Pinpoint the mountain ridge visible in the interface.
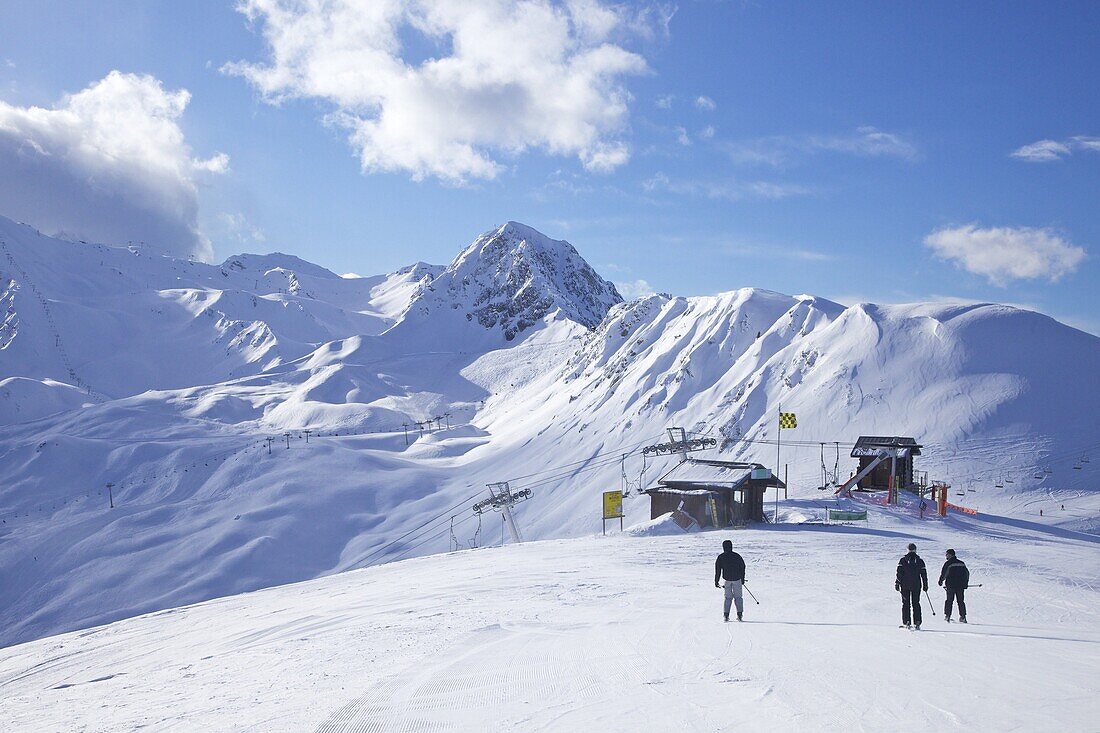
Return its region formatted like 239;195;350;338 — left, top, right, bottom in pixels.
1;211;1098;648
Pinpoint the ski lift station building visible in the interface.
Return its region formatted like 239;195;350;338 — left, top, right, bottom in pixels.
641;459;785;526
851;436;922;491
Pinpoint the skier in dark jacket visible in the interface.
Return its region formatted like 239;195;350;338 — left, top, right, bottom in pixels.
938;549;969;623
895;542;928;629
714;540;746;622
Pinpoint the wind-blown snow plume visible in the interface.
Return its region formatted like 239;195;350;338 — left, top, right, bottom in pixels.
226;0;661;182
0;71;227;260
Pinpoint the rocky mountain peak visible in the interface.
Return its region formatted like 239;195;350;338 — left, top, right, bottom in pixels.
403;221;622;340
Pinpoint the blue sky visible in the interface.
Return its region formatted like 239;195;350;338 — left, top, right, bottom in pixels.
1;1;1097;332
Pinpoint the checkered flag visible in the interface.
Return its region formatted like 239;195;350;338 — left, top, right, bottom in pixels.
779;412;797;429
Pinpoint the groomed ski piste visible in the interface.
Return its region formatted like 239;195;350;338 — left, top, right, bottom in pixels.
1;493;1098;731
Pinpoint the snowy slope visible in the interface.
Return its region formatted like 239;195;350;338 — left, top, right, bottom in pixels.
0;216;437;402
1;213;1098;649
553;292;1100;492
1;502;1098;732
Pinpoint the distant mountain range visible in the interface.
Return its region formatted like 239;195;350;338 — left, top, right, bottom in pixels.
1;213;1097;646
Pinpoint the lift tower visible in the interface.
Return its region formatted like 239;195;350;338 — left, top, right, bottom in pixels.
473;482;533;544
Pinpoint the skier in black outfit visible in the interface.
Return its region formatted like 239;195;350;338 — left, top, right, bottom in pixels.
938;549;969;622
895;542;928;629
714;540;746;622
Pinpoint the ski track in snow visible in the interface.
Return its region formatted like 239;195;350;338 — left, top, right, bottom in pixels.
1;506;1097;732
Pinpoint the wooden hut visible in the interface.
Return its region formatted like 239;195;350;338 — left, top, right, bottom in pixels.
641;459;784;526
850;436;922;491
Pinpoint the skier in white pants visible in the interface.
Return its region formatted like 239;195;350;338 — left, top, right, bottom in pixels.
714;539;747;622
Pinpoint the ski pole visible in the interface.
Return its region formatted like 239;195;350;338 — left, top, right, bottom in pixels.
743;582;760;605
923;589;937;616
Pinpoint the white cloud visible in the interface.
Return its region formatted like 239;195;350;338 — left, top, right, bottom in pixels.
655;94;674;109
721;242;833;262
823;126;916;158
923;224;1087;286
724;126;917;166
1010;139;1071;162
643;172;812;201
0;71;226;259
699;125;715;139
694;95;716;111
1073;136;1100;153
1011;136;1100;162
195;153;231;174
227;0;663;183
674;125;691;146
579;141;631;173
218;212;266;244
615;278;655;299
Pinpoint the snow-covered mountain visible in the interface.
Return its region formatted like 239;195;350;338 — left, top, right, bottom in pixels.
1;213;1098;647
0;217;443;409
388;221;621;345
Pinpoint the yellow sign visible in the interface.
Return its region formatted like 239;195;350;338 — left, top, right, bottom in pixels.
779;412;797;429
602;490;623;519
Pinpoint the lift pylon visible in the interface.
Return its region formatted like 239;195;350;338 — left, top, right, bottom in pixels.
473;482;533;544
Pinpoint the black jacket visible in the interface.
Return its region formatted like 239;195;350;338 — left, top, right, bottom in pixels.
896;552;928;591
715;551;746;585
938;558;969;589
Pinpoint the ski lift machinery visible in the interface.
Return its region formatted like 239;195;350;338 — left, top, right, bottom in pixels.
818;442;842;490
472;482;532;544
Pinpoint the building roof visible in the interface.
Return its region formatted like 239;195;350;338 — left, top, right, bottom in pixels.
646;458;785;491
851;436;922;458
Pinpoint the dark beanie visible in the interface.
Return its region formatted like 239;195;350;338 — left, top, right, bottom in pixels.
722;540;733;551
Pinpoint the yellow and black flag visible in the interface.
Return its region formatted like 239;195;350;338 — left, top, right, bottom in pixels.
779;412;798;429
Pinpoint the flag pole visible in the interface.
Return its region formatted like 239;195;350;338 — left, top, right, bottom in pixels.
775;403;781;523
